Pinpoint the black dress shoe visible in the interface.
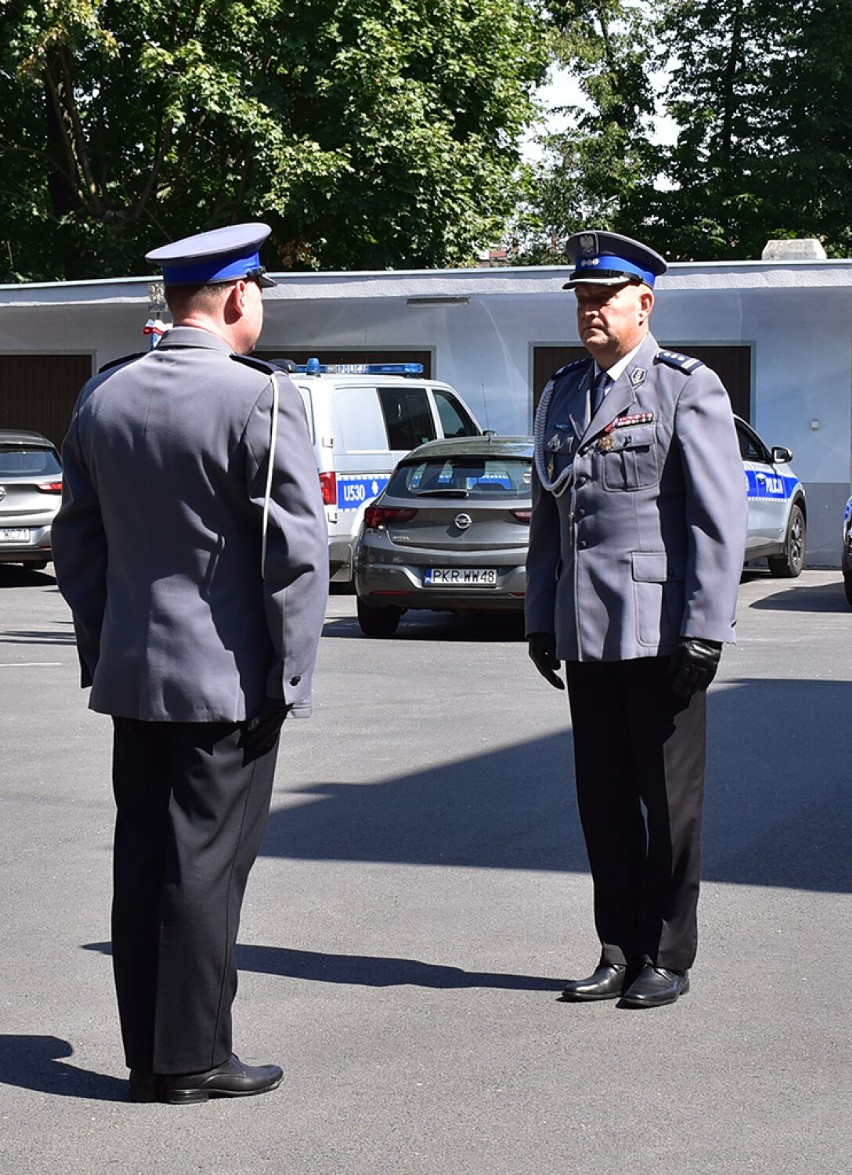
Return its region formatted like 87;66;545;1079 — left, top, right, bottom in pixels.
560;963;627;1002
129;1071;160;1103
159;1054;284;1105
620;965;689;1008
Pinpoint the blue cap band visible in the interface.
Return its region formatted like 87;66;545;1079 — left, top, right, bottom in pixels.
160;249;263;286
573;253;657;287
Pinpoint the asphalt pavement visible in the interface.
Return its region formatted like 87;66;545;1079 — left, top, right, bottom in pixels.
0;566;850;1174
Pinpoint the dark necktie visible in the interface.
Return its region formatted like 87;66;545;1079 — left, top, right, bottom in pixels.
592;370;612;416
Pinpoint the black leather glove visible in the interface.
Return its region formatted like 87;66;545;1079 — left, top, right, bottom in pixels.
669;638;722;698
244;698;291;755
528;632;565;690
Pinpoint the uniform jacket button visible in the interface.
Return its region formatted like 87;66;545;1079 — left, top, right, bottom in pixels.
289;675;302;686
578;540;587;549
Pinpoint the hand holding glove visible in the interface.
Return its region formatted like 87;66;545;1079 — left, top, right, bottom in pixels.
669;638;722;699
244;697;291;756
528;632;565;690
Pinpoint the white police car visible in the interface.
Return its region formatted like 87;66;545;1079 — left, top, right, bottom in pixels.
842;495;852;605
269;359;483;581
736;416;806;577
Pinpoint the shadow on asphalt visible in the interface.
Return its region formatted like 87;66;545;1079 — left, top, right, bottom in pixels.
0;1034;126;1101
260;679;852;894
82;942;564;991
322;610;526;642
0;623;76;645
745;578;847;613
0;565;57;588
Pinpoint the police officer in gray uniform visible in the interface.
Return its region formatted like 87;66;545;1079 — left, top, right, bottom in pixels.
526;230;747;1008
53;224;329;1100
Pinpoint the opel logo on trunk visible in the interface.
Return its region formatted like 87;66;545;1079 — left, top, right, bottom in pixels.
453;512;472;530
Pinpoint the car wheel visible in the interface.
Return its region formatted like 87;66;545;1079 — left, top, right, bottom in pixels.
767;503;805;578
356;598;402;637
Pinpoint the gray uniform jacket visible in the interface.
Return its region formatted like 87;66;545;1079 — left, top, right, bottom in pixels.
525;332;747;662
53;326;329;722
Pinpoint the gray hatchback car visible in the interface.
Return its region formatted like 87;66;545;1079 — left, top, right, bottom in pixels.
0;430;63;570
354;436;532;636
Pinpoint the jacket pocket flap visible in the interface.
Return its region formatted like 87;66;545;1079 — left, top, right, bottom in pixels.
632;551;668;583
610;422;656;451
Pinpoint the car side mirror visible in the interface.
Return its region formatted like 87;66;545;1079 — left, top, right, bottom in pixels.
771;446;793;464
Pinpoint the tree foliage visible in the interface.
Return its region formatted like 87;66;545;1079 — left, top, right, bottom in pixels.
520;0;852;263
0;0;549;280
511;1;659;263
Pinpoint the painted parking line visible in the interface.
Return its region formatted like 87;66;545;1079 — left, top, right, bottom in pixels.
0;662;63;667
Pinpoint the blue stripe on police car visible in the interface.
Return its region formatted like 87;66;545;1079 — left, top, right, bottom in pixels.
744;468;798;501
337;474;390;511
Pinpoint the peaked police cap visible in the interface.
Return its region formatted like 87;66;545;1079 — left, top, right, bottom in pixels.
564;230;667;289
146;223;276;287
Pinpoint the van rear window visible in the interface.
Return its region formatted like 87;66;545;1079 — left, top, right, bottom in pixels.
378;387;436;451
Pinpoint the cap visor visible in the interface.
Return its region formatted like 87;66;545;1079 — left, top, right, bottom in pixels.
563;274;633;289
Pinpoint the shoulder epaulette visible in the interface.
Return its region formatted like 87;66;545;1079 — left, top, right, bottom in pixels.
656;349;704;374
553;355;593;380
97;352;146;374
230;353;278;375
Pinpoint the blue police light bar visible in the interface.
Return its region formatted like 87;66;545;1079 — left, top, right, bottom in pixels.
294;358;424;376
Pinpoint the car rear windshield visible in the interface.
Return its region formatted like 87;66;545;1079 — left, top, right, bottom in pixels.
388;455;532;499
0;445;62;477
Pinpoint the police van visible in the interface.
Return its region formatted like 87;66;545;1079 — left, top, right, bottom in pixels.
272;359;483;581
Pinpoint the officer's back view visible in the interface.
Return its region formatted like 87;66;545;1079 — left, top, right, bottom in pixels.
53;224;329;1103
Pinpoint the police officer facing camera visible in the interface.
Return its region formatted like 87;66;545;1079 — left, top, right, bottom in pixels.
526;230;747;1008
53;224;328;1101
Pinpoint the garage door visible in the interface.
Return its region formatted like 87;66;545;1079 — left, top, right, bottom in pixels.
0;354;93;447
533;345;751;420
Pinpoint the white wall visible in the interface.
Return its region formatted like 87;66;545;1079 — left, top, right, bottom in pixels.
2;261;851;564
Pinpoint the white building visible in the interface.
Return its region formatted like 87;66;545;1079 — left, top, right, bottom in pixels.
1;256;849;565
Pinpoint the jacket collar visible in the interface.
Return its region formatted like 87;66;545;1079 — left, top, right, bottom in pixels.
583;332;658;439
156;325;234;353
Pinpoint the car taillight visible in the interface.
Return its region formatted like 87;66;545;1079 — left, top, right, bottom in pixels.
36;481;63;494
319;471;336;506
511;508;532;522
363;505;417;529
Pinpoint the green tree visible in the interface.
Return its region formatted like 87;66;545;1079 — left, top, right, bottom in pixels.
636;0;787;259
511;0;658;263
636;0;852;260
0;0;549;281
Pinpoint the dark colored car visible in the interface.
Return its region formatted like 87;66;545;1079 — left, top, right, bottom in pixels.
0;430;63;570
354;436;532;636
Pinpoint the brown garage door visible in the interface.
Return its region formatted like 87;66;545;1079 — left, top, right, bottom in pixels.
533;345;751;420
0;354;93;447
256;348;433;377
